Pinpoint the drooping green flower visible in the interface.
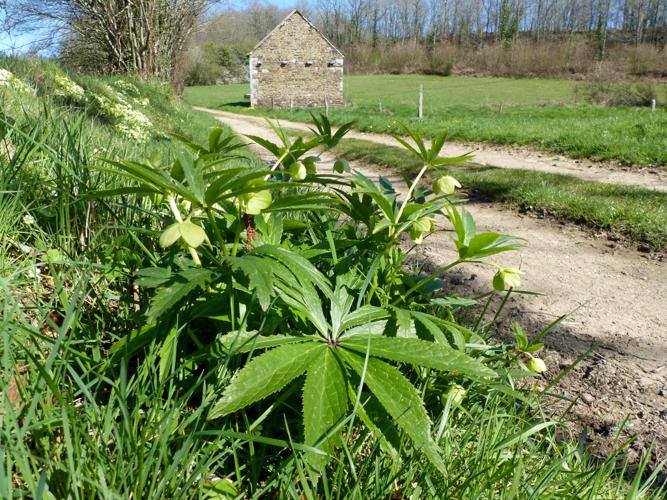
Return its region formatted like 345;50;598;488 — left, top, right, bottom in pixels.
492;268;521;291
333;159;350;174
432;175;461;195
288;161;307;181
237;183;273;215
526;357;547;374
159;221;208;249
409;217;436;244
447;384;467;406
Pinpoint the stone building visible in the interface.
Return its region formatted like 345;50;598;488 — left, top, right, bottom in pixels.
248;10;344;109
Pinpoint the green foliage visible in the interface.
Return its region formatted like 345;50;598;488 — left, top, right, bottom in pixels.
331;137;667;250
3;58;665;497
88;116;526;475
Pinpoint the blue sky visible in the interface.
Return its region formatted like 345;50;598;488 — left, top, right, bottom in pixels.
0;0;303;54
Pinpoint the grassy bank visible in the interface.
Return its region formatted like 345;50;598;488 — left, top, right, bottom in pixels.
184;75;667;166
332;138;667;250
2;58;665;497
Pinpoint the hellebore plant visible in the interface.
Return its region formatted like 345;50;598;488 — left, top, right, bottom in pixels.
93;115;526;476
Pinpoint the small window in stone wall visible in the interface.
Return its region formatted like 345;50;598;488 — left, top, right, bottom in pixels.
280;60;289;67
305;61;313;67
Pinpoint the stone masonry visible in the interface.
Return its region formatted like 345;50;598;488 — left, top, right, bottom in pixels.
249;11;344;109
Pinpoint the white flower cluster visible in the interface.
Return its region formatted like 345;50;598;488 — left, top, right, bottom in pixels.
54;74;85;101
0;68;35;95
113;80;140;96
90;90;153;142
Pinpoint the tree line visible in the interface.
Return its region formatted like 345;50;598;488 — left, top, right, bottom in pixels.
313;0;665;48
2;0;665;86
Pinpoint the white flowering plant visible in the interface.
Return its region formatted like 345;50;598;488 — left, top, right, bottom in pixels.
0;68;35;95
89;90;153;141
53;74;86;102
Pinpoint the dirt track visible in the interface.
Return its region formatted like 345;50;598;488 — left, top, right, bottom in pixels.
195;107;667;193
203;108;667;465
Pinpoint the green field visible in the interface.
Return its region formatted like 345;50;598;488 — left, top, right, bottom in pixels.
184;75;667;166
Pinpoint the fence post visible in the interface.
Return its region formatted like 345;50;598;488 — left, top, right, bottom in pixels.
325;95;329;116
378;98;383;114
290;96;294;111
651;99;656;112
418;84;424;120
272;96;275;110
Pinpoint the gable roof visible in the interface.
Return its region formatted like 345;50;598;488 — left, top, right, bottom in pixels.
250;10;344;57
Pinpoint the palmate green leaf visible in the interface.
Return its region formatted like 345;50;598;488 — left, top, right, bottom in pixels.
349;387;401;460
244;134;283;157
410;310;448;343
350;172;396;220
226;255;273;311
208;342;323;420
340;350;446;475
135;267;172;288
216;331;312;354
146;269;213;323
254;246;333;298
432;152;475;165
341;337;497;379
303;347;349;470
448;206;477;249
179;152;205;204
339;305;388;334
389;306;417;338
463;232;525;259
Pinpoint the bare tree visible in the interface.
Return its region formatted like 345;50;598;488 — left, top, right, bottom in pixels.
4;0;215;85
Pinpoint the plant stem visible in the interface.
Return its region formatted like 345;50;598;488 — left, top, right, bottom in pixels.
206;208;228;257
393;258;462;306
395;163;428;223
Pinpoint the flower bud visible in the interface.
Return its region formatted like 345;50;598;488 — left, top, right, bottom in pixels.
288;161;307;181
448;384;466;406
333;159;350;174
526;357;547;374
432;175;461;195
409;217;436;244
492;268;521;291
238;188;272;215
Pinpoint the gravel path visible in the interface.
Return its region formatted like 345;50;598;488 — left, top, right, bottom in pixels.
204;108;667;465
196;107;667;193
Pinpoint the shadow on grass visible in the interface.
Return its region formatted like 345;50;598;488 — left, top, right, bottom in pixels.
223;101;250;108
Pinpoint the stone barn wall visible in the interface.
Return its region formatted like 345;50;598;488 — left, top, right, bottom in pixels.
249;12;344;109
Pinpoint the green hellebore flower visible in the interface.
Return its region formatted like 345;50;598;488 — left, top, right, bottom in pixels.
432;175;461;195
447;384;467;406
409;217;436;244
159;221;208;249
526;357;547;374
493;268;521;291
333;159;350;174
238;188;273;215
288;161;307;181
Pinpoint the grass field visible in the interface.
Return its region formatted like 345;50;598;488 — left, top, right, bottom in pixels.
184;75;667;166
